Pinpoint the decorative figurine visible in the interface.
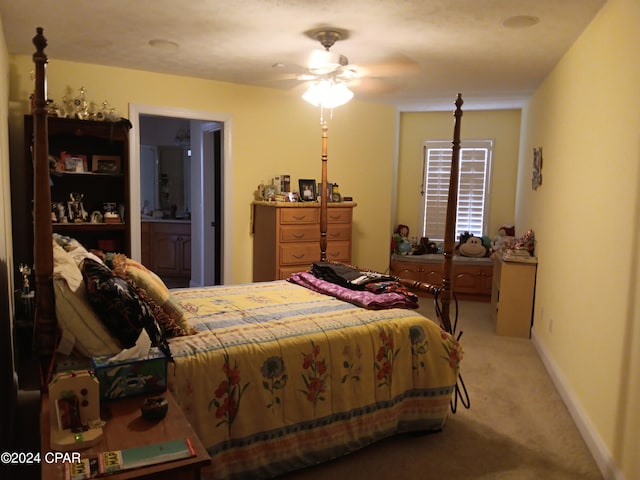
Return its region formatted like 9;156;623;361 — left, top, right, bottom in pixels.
69;193;87;222
19;263;31;295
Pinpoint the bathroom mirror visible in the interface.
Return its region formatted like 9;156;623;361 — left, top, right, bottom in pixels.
140;145;191;218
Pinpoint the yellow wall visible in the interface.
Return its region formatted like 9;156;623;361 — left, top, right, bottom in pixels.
397;109;521;240
7;55;396;283
517;0;640;477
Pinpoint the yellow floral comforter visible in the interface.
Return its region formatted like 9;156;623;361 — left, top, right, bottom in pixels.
167;280;462;479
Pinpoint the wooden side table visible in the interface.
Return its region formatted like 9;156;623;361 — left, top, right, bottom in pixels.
41;390;210;479
491;254;538;337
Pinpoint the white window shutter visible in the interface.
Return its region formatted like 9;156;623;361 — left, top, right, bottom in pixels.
420;140;492;242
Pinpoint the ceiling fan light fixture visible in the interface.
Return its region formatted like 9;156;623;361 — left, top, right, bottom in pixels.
308;49;348;74
302;79;353;109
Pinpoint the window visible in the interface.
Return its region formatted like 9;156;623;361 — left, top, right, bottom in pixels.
419;139;493;242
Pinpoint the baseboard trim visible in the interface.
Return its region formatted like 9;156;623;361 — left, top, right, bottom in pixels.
531;329;625;480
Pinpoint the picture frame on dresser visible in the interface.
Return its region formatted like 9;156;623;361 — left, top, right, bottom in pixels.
61;152;88;173
92;155;121;173
298;179;316;201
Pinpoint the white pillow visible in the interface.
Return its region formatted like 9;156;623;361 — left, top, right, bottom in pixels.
53;233;104;267
52;242;121;357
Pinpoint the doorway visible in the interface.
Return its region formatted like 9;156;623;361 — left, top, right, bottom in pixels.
128;104;233;286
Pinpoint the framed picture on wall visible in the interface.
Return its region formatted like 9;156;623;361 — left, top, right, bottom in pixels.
298;179;316;202
532;147;542;190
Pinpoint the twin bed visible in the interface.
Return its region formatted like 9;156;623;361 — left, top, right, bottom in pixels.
30;28;465;479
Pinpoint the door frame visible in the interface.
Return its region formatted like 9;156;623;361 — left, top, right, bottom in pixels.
128;103;233;284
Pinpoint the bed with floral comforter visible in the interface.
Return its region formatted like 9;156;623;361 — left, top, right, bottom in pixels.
166;280;462;479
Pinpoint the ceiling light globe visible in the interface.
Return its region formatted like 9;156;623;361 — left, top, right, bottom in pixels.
302;80;353;109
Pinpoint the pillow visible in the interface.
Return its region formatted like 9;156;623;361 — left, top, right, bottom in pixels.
81;258;172;360
53;233;104;267
52;242;121;357
107;253;195;337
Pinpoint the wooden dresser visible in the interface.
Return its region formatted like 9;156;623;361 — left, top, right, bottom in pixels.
389;253;493;302
252;201;356;281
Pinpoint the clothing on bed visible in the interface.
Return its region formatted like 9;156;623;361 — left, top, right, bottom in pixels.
310;261;396;288
288;271;419;309
307;261;419;306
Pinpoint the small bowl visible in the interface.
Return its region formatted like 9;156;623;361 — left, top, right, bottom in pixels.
140;396;168;421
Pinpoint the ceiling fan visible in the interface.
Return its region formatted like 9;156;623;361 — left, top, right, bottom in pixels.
278;27;418;108
293;29;359;108
298;29;359;83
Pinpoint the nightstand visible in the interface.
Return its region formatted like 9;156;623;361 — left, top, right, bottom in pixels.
491;254;538;337
41;390;210;479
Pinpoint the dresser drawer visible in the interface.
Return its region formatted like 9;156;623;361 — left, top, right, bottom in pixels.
280;243;319;265
280;224;320;242
278;265;312;280
327;208;352;223
279;240;351;265
281;224;350;243
324;241;351;262
327;223;352;241
280;208;319;224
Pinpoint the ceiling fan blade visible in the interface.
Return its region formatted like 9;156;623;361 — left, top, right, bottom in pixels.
356;54;421;78
307;48;349;74
349;77;399;95
297;73;319;81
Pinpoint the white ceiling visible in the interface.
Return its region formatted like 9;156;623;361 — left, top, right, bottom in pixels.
0;0;606;111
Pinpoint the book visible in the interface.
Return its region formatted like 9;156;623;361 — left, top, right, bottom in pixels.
65;437;197;479
66;457;99;480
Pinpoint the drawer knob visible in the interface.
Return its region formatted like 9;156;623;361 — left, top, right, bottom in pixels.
293;233;305;239
293;215;307;221
292;253;306;259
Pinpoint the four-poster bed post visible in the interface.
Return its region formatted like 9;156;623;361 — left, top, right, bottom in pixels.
319;121;329;261
440;93;464;334
316;94;463;334
32;28;57;388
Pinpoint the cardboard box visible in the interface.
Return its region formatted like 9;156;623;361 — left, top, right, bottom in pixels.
92;348;167;400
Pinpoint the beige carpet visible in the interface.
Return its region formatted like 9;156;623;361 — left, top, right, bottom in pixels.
281;300;603;480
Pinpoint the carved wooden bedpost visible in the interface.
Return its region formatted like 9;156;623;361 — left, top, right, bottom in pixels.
440;94;464;334
319;121;328;261
32;27;56;388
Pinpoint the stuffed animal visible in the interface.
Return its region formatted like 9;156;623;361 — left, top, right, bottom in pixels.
391;224;412;255
412;237;438;255
457;234;489;258
491;225;515;252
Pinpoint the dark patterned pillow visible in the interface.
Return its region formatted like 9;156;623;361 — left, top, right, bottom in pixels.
81;258;172;360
